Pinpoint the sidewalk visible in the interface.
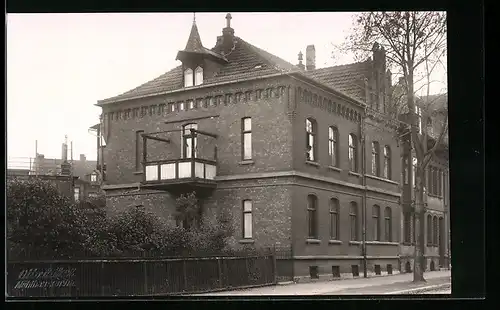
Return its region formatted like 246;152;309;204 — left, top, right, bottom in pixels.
191;270;451;296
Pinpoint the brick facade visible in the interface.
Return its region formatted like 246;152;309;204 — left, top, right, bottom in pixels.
96;15;449;279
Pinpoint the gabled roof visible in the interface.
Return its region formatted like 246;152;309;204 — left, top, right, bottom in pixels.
97;29;366;106
303;61;372;102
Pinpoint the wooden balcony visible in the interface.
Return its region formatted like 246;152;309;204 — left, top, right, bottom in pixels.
140;128;218;193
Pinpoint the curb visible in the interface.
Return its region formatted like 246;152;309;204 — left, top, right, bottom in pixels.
385;283;451;295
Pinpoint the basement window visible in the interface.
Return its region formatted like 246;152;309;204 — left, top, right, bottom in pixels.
351;265;359;277
374;264;381;275
332;266;340;278
387;264;393;275
309;266;319;279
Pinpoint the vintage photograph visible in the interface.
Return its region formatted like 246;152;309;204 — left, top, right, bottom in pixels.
6;12;449;297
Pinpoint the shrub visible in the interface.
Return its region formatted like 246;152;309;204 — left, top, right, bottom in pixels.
7;178;89;259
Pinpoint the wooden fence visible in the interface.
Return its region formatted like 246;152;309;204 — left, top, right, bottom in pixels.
7;253;276;297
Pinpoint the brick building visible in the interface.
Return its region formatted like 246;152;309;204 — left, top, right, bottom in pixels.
94;14;426;280
399;93;450;272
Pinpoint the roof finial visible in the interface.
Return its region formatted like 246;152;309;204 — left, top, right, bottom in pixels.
193;12;196;24
226;13;232;28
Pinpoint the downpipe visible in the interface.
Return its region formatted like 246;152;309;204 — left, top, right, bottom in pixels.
361;115;368;278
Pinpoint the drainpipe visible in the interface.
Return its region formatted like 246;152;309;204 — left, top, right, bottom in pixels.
361;112;368;278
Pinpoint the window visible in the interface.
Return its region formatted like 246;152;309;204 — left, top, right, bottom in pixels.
383;146;391;179
403;156;409;184
306;118;317;161
372;205;380;241
170;103;175;112
427;166;433;193
433;216;438;246
371;142;380;176
329;198;339;240
412;157;417;187
74;187;80;202
307;195;318;239
182;123;198;159
349;202;358;241
194;66;203;86
415;105;422;134
90;173;97;183
438;169;442;196
384;207;392;242
179;102;185;111
427;214;433;246
184;68;193;87
349;134;358;172
188;100;194;110
243;200;253;239
242;117;252;160
328;126;339;167
403;212;411;244
136;130;144;171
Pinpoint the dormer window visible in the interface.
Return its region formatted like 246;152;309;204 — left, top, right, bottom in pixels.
90;172;97;183
184;68;194;87
195;66;203;86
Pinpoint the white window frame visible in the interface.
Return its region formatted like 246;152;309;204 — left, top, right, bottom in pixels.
242;117;252;160
194;66;203;86
184;68;193;87
243;200;253;239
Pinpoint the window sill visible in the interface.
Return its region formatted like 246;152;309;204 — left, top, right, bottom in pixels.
349;241;361;245
328;240;343;245
348;171;361;177
133;171;144;175
365;174;399;185
365;241;399;246
306;239;321;244
239;239;255;244
328;166;341;172
305;161;320;167
239;160;255;166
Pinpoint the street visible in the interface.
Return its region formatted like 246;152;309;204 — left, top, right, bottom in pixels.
191;270;451;296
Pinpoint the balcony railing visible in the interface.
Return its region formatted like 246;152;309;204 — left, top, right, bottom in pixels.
143;158;217;184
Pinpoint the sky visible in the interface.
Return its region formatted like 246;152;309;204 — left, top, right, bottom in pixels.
6;12;447;166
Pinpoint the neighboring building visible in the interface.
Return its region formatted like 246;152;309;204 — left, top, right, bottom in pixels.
94;14;409;280
399;93;450;272
7;173;78;201
31;142;100;202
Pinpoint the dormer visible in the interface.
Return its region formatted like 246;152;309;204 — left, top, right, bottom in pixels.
176;14;228;88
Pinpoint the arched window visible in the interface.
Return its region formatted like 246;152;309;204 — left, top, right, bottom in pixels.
307;195;318;239
306;118;317;162
427;214;433;246
371;141;380;176
182;123;198;159
372;205;380;241
194;66;203;86
433;216;438;246
384;207;392;242
328;126;339;167
329;198;339;240
383;146;391;179
184;68;193;87
349;202;358;241
349;134;358;172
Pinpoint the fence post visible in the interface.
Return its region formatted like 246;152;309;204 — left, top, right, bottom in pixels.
272;246;278;284
183;260;188;291
143;260;148;295
101;262;105;296
217;258;223;288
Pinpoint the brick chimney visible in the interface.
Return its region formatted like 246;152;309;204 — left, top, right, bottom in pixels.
306;45;316;71
297;51;305;70
80;154;86;161
220;13;235;55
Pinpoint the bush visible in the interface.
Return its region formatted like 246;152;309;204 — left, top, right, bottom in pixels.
7;178;89;259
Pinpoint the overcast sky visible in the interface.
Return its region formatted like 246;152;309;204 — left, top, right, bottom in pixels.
7;12;447;165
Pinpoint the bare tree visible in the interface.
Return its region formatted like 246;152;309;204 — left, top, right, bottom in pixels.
337;11;447;282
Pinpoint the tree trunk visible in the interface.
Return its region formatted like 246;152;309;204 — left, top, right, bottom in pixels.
413;165;426;282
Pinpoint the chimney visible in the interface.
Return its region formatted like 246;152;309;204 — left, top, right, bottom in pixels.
80;154;86;162
60;161;71;176
297;51;305;70
61;143;68;161
306;45;316;71
221;13;235;55
372;42;386;71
